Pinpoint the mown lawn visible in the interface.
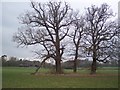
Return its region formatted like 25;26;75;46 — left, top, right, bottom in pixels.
2;67;119;88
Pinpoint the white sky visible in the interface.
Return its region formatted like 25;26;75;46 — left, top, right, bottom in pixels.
0;0;119;60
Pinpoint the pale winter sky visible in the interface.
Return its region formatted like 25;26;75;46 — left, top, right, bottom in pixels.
0;0;119;60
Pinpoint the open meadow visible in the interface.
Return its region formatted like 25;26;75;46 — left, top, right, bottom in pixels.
2;67;119;88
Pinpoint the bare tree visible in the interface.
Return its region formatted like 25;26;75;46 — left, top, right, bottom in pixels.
117;19;120;64
68;13;85;72
84;3;118;74
13;1;73;74
1;55;7;62
108;26;120;64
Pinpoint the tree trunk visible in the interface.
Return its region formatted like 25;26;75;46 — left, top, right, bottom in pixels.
73;48;78;73
91;43;97;74
73;59;77;73
55;60;62;74
90;58;96;74
55;43;62;74
55;31;62;74
91;48;97;74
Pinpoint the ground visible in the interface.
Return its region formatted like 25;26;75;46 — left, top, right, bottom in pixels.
2;67;119;88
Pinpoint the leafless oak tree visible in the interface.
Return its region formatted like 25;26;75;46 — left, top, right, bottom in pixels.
68;12;85;72
84;3;118;74
13;1;73;74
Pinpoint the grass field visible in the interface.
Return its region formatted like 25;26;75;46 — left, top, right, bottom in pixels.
2;67;119;88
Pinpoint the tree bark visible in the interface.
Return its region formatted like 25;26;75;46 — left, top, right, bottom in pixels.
73;47;78;73
55;30;62;74
91;47;97;74
73;59;77;73
90;58;96;74
55;60;62;74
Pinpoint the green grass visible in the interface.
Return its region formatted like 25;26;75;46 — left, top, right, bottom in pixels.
2;67;119;88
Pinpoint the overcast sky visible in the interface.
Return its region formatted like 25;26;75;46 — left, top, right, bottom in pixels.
0;0;119;60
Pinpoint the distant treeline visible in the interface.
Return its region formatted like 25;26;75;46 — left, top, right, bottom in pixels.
0;55;118;68
62;60;118;69
1;56;53;68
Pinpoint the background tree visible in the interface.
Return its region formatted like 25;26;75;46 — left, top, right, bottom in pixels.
104;35;119;65
7;56;18;66
84;3;118;74
68;13;85;72
117;19;120;65
1;55;7;66
13;1;73;74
